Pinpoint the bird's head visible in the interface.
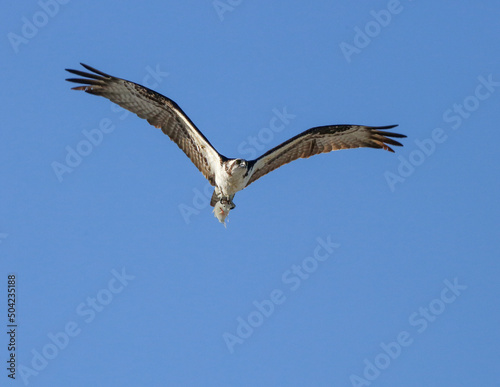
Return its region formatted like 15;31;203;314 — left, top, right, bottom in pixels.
228;159;248;175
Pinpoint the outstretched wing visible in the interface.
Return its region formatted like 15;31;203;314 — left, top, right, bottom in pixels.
245;125;406;186
66;63;222;185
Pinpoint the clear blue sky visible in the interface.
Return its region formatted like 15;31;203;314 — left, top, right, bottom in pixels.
2;1;499;386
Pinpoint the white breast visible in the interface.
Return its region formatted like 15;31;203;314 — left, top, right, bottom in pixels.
214;161;249;197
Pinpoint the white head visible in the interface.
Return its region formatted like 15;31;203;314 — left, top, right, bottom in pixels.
227;159;248;176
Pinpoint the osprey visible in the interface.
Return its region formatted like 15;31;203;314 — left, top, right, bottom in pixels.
66;64;406;225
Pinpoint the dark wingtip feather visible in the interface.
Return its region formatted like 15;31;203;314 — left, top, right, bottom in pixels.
382;131;407;139
376;124;398;130
381;137;404;147
65;64;112;91
374;125;406;136
372;126;406;150
65;64;111;91
65;77;100;84
65;68;104;80
80;63;111;78
369;125;406;152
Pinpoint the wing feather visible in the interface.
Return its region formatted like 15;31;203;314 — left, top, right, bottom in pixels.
66;63;222;185
245;125;406;186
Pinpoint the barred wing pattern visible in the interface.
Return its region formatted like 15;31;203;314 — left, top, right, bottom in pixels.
246;125;405;186
66;63;222;185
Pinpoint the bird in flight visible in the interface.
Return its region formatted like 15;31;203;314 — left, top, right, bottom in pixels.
66;63;406;225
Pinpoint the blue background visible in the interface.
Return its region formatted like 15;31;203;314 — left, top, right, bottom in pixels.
1;1;499;386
